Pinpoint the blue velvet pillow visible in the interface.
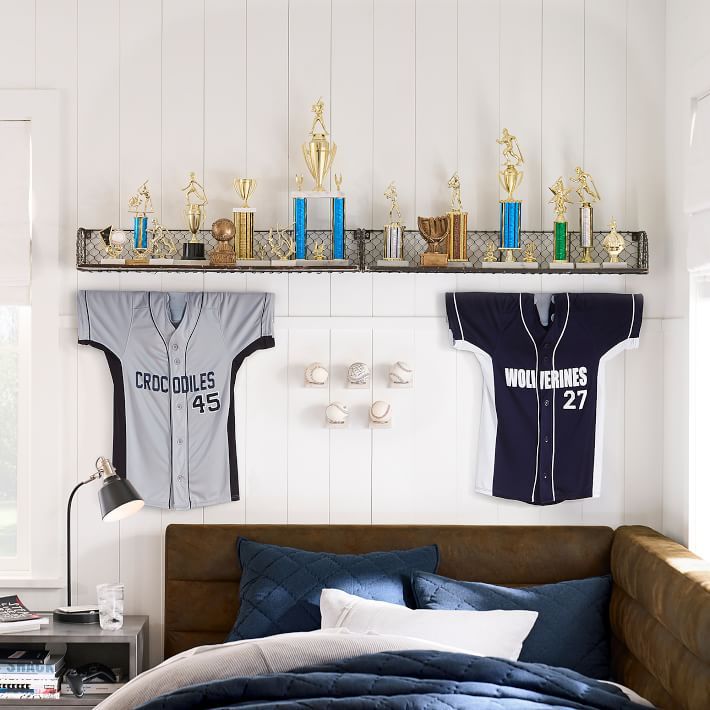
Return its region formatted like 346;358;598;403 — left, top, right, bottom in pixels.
412;571;611;679
227;539;439;642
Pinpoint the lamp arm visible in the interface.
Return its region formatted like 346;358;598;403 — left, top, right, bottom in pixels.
65;473;100;608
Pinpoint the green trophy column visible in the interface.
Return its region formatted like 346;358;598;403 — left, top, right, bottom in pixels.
554;220;569;262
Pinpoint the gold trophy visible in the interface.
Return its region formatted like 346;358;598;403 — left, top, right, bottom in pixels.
302;98;337;191
602;218;626;268
209;218;237;267
417;216;449;267
233;177;256;261
148;219;177;263
380;182;408;266
497;128;524;264
570;166;600;266
549;177;573;267
446;172;468;263
182;172;208;261
126;180;154;266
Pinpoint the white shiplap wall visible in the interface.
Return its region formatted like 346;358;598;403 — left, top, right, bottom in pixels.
4;0;667;666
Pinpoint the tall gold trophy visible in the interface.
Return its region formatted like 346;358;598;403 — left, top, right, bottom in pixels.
379;182;408;266
181;172;208;261
497;128;524;264
302;98;337;191
570;166;600;267
233;177;256;260
446;172;468;263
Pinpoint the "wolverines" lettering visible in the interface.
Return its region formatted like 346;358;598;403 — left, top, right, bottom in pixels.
504;366;587;390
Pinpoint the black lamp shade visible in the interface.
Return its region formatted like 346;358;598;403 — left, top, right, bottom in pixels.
99;475;144;522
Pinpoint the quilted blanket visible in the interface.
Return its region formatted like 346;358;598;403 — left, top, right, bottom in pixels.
136;650;649;709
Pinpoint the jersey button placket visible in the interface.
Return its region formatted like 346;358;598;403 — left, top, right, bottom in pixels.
538;344;554;504
169;338;189;509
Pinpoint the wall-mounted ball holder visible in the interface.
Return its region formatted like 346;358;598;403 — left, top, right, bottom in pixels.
346;362;370;389
325;402;349;429
369;400;392;429
389;361;413;388
305;362;329;388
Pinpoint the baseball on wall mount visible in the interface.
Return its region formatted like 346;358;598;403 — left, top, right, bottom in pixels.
369;400;392;429
305;362;329;388
389;361;414;388
325;401;349;428
346;362;370;389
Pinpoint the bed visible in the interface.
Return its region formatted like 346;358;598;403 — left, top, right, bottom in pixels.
105;524;710;709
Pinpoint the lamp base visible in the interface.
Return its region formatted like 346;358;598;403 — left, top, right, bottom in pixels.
53;607;100;624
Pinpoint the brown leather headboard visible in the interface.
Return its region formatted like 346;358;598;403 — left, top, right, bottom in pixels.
164;524;613;659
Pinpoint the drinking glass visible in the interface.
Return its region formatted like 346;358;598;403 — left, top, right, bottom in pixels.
96;583;124;630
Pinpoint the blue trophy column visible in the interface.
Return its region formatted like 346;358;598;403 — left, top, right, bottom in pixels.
294;197;307;259
332;197;345;260
499;200;521;250
133;215;148;250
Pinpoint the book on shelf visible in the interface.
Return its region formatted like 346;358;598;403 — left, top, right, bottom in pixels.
0;672;62;684
0;596;42;624
0;689;60;700
0;653;65;675
60;681;126;695
0;649;51;664
0;617;49;635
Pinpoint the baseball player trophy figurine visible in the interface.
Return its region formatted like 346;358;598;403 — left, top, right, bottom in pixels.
496;128;524;266
182;172;208;262
446;172;469;265
570;166;601;267
148;219;177;265
548;176;573;268
379;182;409;267
602;217;627;268
126;180;154;266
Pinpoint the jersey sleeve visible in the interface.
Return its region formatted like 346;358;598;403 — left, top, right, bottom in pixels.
585;293;643;354
219;292;275;362
77;290;135;356
445;292;514;355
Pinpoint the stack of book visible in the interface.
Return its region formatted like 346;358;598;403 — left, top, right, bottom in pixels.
0;650;65;701
0;595;49;634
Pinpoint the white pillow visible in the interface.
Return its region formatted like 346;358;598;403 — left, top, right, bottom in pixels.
320;588;538;661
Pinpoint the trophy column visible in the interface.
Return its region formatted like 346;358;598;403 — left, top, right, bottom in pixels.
499;199;522;263
293;195;307;259
547;176;572;269
331;194;345;260
233;208;255;259
446;172;468;265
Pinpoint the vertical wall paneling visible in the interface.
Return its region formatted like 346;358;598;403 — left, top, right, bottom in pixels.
414;0;458;218
372;273;416;316
329;329;372;524
289;273;331;316
372;0;416;228
584;0;627;227
457;0;500;230
162;0;206;229
204;0;247;220
287;328;331;523
499;0;543;229
77;0;120;227
247;273;289;316
246;0;289;229
0;0;34;88
331;0;374;229
119;0;162;229
331;273;373;317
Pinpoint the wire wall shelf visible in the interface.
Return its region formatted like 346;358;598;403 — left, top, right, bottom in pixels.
77;227;648;275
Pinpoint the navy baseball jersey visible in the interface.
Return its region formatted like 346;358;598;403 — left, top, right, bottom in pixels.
78;290;274;510
446;292;643;505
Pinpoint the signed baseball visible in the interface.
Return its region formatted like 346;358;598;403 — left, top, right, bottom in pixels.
347;362;370;386
305;362;329;386
389;361;413;385
110;230;128;247
325;402;350;424
369;400;392;423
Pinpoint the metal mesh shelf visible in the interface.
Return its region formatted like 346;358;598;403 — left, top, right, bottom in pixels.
76;227;647;275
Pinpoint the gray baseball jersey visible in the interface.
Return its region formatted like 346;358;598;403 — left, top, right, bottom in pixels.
77;290;274;510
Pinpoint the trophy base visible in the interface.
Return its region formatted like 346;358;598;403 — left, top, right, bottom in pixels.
377;259;411;268
520;262;539;269
101;258;125;265
483;261;525;269
369;420;392;429
603;261;627;268
446;260;470;268
420;252;448;267
179;259;209;266
326;419;348;429
236;259;271;267
576;261;601;269
270;259;298;267
549;260;572;269
124;257;150;267
183;242;205;260
210;255;237;267
149;258;175;265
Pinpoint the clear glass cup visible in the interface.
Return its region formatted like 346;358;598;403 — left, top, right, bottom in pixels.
96;583;124;630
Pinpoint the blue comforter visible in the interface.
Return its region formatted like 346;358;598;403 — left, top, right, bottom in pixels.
137;650;648;709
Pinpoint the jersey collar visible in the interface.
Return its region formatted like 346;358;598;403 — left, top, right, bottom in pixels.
148;292;204;346
520;293;570;346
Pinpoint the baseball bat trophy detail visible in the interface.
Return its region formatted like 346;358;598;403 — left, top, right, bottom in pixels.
182;172;208;261
496;128;524;266
148;219;177;264
417;216;449;267
209;218;237;267
570;166;600;267
379;182;408;267
446;172;468;264
548;176;573;268
126;180;154;266
99;226;127;264
369;400;392;429
602;218;627;268
233;178;256;263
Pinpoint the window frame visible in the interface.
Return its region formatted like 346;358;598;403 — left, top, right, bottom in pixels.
0;91;60;585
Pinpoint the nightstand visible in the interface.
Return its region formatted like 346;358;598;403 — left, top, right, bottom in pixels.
0;615;147;709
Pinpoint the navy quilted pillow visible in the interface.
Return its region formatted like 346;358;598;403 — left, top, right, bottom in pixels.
413;572;611;679
227;539;439;642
